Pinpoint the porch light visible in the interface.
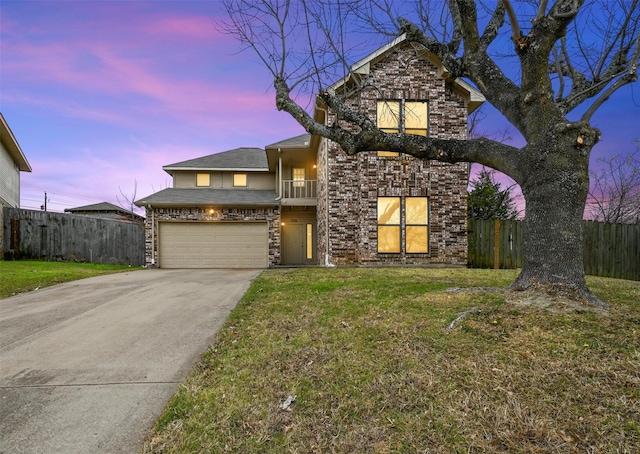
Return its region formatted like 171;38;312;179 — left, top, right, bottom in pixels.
313;164;317;169
281;222;285;226
209;209;215;214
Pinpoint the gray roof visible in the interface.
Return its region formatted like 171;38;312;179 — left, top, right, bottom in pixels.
135;188;278;207
66;202;129;213
265;134;312;149
65;202;144;220
163;147;268;172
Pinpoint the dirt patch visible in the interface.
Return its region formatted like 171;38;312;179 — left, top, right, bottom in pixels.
505;288;610;315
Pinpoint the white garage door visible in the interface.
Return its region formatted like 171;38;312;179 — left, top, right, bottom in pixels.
159;222;268;268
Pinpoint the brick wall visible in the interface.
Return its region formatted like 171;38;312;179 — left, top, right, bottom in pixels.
318;43;470;266
144;206;281;267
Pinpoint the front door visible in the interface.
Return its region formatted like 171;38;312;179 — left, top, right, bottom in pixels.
281;222;315;265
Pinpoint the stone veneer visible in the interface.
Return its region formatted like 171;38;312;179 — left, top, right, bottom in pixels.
317;43;470;266
143;206;280;267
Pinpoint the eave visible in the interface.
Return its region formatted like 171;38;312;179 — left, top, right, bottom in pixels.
0;113;32;172
325;34;485;115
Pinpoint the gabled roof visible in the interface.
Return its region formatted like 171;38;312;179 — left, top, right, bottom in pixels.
65;202;144;221
135;188;278;208
328;34;485;113
265;134;312;150
163;147;268;174
65;202;129;213
0;113;32;172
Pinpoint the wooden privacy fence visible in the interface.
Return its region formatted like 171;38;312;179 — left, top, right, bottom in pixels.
468;219;639;281
2;207;145;266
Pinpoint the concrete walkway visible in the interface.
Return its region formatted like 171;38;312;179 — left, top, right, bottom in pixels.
0;268;261;454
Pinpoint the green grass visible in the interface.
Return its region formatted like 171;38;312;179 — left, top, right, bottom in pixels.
141;268;639;453
0;260;140;298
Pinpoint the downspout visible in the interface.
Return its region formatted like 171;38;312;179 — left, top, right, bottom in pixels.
277;148;282;200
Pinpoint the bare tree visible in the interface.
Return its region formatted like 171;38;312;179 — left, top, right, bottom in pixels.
117;180;141;219
587;142;640;224
222;0;639;306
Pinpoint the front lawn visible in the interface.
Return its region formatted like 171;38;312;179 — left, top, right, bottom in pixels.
0;260;140;298
141;268;639;453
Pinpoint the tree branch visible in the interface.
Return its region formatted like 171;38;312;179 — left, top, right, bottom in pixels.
581;71;638;122
535;0;549;22
479;2;506;50
275;76;523;180
398;17;465;77
501;0;523;42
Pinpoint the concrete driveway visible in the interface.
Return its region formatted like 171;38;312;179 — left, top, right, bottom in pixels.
0;268;261;454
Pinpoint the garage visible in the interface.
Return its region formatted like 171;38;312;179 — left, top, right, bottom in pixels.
159;222;268;268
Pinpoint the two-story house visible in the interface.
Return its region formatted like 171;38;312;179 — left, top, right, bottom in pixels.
135;36;484;268
1;113;32;254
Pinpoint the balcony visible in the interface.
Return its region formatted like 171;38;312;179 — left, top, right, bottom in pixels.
281;180;317;205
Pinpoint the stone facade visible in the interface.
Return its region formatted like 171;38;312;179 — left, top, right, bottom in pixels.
318;43;470;266
143;206;280;267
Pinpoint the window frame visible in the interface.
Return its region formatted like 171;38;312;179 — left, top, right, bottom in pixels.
377;196;401;253
233;173;247;187
405;197;429;254
292;167;305;188
196;173;211;187
376;196;430;255
376;99;429;157
377;100;401;157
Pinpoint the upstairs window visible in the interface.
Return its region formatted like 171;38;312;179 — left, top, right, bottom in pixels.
377;101;400;157
405;102;428;137
233;173;247;187
196;173;210;187
293;167;305;187
376;100;428;157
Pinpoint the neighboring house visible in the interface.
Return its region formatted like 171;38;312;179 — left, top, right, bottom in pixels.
0;113;32;208
1;113;32;255
135;36;484;269
65;202;145;223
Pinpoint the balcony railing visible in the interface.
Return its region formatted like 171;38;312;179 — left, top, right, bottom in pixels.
281;180;317;199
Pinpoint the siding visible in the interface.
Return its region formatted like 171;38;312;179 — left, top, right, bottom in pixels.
0;145;20;208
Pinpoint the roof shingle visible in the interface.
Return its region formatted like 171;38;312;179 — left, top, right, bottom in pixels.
163;147;268;171
135;188;278;207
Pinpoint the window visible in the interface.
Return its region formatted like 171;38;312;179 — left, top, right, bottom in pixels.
405;102;428;137
293;168;305;187
377;197;401;253
377;196;429;254
196;173;210;187
377;101;400;157
377;100;428;157
306;223;313;260
406;197;429;253
233;173;247;187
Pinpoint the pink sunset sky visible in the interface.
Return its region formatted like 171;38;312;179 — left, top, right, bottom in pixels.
1;1;638;215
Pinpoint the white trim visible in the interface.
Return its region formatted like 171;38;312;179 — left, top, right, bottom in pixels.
327;34;485;113
163;166;268;172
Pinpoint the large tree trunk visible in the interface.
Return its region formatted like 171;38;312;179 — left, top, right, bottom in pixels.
509;132;605;306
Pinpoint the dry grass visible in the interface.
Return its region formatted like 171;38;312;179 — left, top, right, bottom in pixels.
140;268;639;453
